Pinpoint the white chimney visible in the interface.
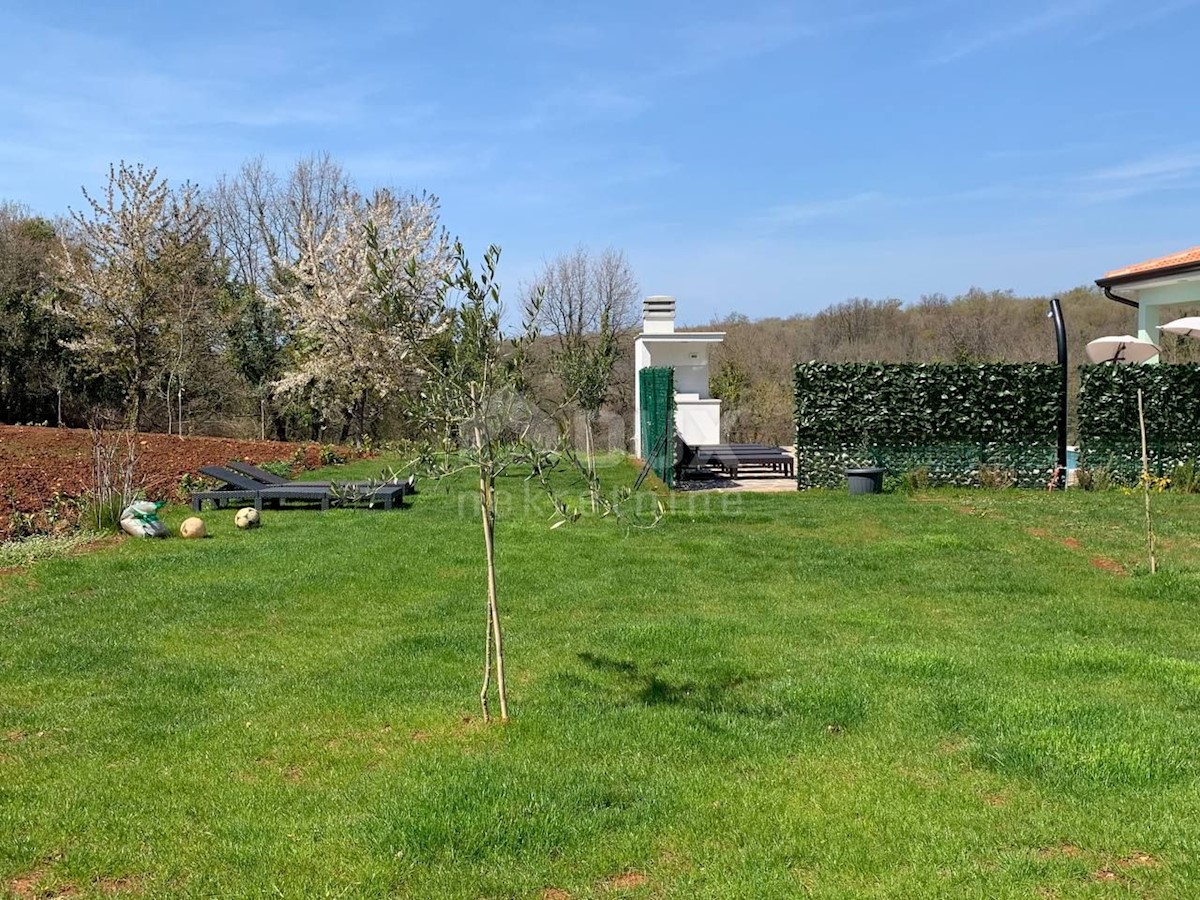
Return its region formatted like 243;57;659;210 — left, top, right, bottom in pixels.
642;295;676;334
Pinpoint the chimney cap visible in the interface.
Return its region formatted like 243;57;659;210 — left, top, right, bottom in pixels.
642;295;676;333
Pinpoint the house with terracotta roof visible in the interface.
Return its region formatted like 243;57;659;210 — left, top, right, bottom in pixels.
1096;246;1200;362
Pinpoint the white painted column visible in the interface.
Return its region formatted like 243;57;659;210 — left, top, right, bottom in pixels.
632;338;650;454
1137;301;1160;364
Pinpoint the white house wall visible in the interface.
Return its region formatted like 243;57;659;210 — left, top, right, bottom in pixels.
676;398;721;446
632;296;725;452
644;342;713;395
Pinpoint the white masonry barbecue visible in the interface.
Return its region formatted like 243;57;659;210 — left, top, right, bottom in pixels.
633;296;725;452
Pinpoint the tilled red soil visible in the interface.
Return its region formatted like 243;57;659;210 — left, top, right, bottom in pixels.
0;425;337;541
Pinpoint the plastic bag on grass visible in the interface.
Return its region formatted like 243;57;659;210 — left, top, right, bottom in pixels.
119;500;168;538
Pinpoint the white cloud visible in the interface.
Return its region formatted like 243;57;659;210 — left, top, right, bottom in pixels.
758;192;891;226
928;0;1106;64
512;84;650;132
1078;0;1200;44
1083;151;1200;183
1072;150;1200;201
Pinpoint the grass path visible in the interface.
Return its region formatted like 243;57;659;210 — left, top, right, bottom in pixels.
4;460;1200;897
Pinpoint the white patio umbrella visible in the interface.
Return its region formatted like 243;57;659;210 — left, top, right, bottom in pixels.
1085;334;1161;364
1159;316;1200;338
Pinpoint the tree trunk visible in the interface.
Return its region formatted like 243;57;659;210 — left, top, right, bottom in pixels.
129;333;145;431
584;412;597;513
357;389;369;443
131;384;145;432
165;374;173;436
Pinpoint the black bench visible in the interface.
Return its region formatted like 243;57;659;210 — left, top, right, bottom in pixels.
191;465;407;511
677;441;795;479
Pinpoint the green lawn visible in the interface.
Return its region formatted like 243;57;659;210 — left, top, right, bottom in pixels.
4;459;1200;898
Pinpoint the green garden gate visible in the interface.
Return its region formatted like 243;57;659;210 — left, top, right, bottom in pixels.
639;366;675;488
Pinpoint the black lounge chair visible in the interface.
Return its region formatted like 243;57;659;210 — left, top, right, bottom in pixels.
199;465;269;491
226;461;330;486
189;487;263;511
697;444;794;478
227;461;418;495
190;466;270;509
191;465;407;511
253;482;407;511
676;440;794;479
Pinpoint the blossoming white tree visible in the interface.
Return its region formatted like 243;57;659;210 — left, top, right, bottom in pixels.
270;189;452;441
55;162;214;429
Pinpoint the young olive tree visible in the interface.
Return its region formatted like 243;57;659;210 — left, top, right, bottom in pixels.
366;235;541;722
367;237;661;722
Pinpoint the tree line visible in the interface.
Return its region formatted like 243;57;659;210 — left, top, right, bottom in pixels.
3;153;1182;449
0;155;640;446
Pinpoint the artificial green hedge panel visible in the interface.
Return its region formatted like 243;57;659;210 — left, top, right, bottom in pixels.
1078;364;1200;483
639;366;676;488
794;363;1060;488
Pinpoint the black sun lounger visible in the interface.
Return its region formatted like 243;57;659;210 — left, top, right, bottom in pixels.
225;465;319;487
676;440;794;479
190;466;268;509
191;465;408;511
189;487;262;511
198;465;268;491
253;482;406;511
226;460;419;495
696;445;794;478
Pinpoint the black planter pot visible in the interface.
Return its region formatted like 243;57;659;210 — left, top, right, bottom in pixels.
846;467;886;495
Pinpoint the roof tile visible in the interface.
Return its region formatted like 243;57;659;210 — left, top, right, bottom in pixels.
1104;245;1200;280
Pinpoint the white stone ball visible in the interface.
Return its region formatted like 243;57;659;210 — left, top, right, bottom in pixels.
180;517;207;539
235;507;261;530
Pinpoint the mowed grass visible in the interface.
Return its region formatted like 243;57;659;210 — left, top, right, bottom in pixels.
5;459;1200;898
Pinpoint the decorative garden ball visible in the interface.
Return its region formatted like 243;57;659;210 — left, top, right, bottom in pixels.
179;516;207;539
235;507;261;530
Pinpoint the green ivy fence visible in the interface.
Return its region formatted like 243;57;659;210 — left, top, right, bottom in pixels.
1078;364;1200;484
794;363;1061;489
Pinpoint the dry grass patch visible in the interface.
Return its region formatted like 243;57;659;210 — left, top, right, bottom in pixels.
599;871;648;892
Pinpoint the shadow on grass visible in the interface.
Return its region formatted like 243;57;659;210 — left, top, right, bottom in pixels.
572;651;871;739
577;651;764;713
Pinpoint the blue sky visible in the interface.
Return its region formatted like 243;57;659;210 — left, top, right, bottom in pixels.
3;0;1199;323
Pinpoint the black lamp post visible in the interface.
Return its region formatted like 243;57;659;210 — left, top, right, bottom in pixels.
1049;298;1068;489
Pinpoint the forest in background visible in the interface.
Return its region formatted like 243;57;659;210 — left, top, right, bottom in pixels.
2;153;1189;448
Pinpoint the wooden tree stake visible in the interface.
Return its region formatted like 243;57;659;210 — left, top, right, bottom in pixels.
1137;388;1157;575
